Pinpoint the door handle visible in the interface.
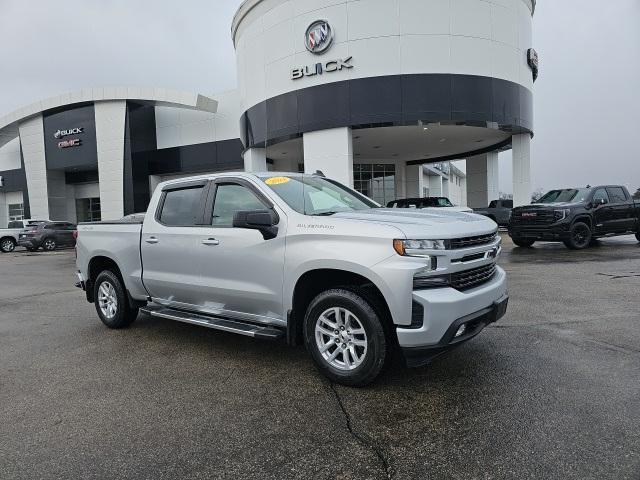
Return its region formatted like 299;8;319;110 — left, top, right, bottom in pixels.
145;237;159;244
202;238;220;246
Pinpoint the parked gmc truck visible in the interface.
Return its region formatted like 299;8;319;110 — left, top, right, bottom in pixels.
76;172;508;386
509;185;640;249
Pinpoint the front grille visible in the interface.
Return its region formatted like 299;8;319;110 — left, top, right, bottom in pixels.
510;210;555;225
448;232;497;249
450;263;497;291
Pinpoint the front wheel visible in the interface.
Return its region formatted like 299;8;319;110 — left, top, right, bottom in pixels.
564;222;592;250
303;288;387;387
42;238;57;251
0;237;16;253
512;238;535;248
93;270;138;329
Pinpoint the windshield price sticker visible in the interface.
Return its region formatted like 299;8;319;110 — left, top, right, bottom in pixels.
265;177;291;186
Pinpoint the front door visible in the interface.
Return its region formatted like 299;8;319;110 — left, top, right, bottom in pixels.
195;179;286;325
592;188;613;233
141;181;210;308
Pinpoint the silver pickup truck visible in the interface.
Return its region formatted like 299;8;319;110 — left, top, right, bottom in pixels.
76;172;508;386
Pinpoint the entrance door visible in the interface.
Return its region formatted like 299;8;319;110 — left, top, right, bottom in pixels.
195;178;286;324
141;181;210;308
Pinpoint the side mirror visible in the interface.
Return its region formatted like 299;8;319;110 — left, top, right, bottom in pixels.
233;209;279;240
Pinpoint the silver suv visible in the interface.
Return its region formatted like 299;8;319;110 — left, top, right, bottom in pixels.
75;173;508;386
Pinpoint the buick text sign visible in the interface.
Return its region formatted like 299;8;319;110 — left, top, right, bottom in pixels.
291;57;353;80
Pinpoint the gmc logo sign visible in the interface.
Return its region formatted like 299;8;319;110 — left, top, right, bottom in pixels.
522;212;537;218
58;138;82;149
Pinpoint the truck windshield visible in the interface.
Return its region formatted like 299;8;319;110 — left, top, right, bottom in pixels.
422;197;454;207
259;175;379;215
537;188;590;204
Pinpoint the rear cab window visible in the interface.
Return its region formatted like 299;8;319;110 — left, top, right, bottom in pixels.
158;185;206;226
606;187;628;203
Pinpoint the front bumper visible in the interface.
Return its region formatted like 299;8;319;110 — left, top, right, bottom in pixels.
396;266;508;366
18;238;40;248
508;223;571;241
402;295;508;367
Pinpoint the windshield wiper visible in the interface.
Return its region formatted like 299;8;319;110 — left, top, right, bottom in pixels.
314;211;339;216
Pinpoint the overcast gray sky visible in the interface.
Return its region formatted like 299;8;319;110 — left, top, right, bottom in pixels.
1;0;638;194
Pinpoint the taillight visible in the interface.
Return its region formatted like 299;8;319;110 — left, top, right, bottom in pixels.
73;230;78;240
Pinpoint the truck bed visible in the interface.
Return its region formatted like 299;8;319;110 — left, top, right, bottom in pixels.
76;222;147;300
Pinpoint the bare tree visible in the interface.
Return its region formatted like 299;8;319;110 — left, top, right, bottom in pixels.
531;188;546;202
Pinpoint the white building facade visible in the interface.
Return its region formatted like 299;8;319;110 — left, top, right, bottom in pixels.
0;0;535;226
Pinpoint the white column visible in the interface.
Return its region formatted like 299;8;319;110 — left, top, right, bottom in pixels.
243;147;267;172
95;100;127;221
303;127;353;187
0;192;7;228
405;165;421;198
512;134;532;207
18;115;49;219
46;169;68;220
465;152;499;208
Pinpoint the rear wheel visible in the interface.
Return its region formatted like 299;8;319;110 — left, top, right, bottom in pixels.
42;238;57;251
512;238;535;248
564;222;592;250
303;288;387;387
93;270;138;329
0;237;16;253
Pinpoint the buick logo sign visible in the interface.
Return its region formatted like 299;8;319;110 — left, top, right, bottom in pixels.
305;20;333;54
54;127;84;139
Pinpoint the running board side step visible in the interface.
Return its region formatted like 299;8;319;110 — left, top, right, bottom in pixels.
140;306;285;340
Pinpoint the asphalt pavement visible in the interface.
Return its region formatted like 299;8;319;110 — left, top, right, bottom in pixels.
0;237;639;479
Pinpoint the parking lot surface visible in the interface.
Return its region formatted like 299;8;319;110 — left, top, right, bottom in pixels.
1;237;639;479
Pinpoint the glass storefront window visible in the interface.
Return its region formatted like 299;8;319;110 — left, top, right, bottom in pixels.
76;198;101;222
8;203;24;221
353;164;396;206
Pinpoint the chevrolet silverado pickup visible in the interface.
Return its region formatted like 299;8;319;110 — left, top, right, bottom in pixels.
75;172;508;386
509;185;640;249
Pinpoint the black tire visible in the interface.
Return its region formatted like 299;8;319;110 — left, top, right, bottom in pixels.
0;237;16;253
303;288;387;387
512;238;535;248
26;246;38;252
564;222;592;250
42;237;57;251
93;270;138;329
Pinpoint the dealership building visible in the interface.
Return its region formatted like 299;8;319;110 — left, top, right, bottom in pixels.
0;0;535;226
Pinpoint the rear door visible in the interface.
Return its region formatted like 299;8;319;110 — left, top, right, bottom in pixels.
141;180;211;308
194;178;287;324
605;187;636;232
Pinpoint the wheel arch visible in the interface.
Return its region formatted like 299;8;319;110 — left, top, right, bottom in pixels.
86;255;143;308
572;215;593;229
288;268;393;346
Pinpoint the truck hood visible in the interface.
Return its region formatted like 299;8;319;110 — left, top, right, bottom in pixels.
332;208;497;238
516;202;582;210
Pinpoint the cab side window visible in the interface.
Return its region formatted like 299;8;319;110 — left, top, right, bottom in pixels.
606;187;627;203
212;184;266;227
159;186;205;226
592;188;609;204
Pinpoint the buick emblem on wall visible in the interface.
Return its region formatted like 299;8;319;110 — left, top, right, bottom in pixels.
527;48;539;82
305;20;333;54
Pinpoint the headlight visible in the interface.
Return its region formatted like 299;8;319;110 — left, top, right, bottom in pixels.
393;239;446;257
554;209;570;221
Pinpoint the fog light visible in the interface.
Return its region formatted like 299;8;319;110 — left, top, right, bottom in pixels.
454;324;466;338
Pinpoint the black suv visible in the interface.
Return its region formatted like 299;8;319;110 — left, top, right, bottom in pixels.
509;185;640;249
18;221;77;251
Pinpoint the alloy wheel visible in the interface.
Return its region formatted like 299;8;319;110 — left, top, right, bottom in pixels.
572;225;590;248
43;239;56;251
97;281;118;319
315;307;368;371
1;239;15;253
